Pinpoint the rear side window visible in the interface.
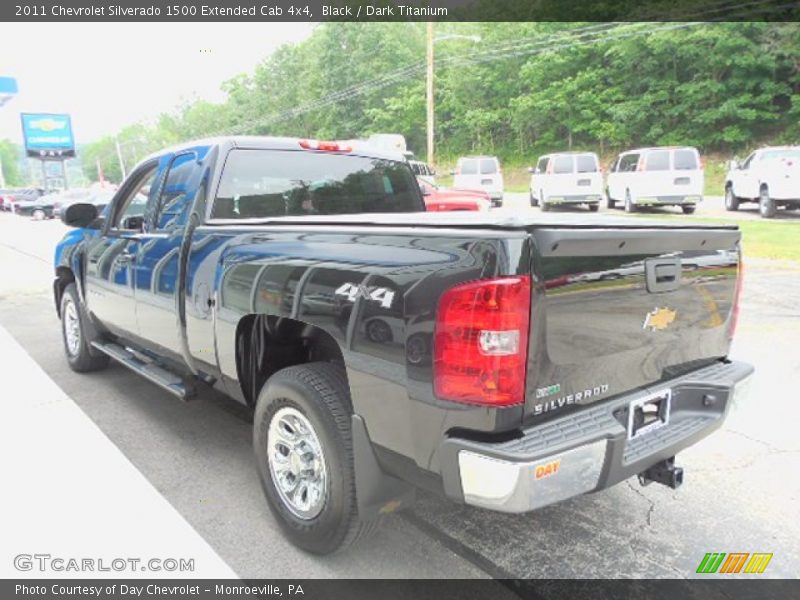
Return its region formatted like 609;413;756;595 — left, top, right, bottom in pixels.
644;150;670;171
673;149;699;170
459;159;478;175
576;154;598;173
212;149;423;219
552;156;574;174
479;158;498;174
619;154;639;172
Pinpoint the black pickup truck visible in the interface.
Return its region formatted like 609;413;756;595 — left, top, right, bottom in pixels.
54;137;753;554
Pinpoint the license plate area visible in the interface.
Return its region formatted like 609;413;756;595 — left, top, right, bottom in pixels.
481;178;493;185
627;389;671;440
674;177;690;185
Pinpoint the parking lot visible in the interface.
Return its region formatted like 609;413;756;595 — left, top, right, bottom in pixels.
0;204;798;579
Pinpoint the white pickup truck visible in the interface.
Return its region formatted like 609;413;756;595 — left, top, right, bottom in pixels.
725;146;800;218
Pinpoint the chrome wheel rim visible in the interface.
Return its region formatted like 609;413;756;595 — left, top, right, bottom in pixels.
63;299;81;356
267;406;327;520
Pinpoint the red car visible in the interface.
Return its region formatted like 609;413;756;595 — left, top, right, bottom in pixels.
418;178;491;212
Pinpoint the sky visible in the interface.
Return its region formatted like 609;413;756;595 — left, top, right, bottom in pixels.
0;22;315;144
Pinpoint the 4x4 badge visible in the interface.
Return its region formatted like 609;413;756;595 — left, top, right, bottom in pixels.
643;307;677;331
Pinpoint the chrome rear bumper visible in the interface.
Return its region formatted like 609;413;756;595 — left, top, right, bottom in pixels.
439;360;754;513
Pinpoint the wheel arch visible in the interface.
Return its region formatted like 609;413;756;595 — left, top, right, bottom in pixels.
234;314;349;408
53;266;76;318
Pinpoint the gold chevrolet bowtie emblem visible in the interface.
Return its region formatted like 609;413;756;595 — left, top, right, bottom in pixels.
643;307;677;331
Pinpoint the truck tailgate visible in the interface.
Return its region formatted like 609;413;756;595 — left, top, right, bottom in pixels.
527;227;741;419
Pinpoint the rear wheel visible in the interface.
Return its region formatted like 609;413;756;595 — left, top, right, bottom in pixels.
681;205;696;215
759;185;776;219
625;189;636;213
60;283;110;372
32;209;46;221
588;204;599;212
529;190;538;207
606;191;615;209
254;362;376;554
725;185;740;211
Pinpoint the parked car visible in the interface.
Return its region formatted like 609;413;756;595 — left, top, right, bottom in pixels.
607;147;704;214
452;156;504;206
49;188;96;218
724;146;800;218
418;178;491;211
408;159;436;183
528;152;603;212
2;187;45;212
54;136;751;555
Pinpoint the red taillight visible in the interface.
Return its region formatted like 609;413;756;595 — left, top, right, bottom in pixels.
299;139;351;152
728;258;744;340
433;276;531;407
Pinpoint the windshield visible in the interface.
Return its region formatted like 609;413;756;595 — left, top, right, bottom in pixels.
212;149;424;218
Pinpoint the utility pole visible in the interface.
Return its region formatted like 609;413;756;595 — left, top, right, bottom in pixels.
426;22;435;166
115;136;126;180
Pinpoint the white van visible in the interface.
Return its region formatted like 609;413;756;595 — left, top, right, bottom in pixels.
452;156;504;206
606;147;704;214
528;152;603;212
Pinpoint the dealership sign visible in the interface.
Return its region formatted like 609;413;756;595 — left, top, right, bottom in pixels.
20;112;76;158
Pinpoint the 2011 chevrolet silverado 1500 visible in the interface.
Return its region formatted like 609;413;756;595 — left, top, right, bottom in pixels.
54;137;753;554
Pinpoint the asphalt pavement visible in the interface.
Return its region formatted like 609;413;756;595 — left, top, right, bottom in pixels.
0;209;798;579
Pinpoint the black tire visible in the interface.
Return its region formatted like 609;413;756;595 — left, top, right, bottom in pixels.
253;362;376;554
682;205;696;215
32;209;46;221
759;185;776;219
725;185;740;211
606;191;615;209
541;201;550;212
588;203;599;212
60;283;110;372
625;189;636;213
529;190;538;207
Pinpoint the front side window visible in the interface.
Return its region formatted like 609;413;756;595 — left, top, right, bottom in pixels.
212;149;423;219
536;157;549;172
112;166;156;231
552;156;574;174
619;154;639;172
153;152;196;231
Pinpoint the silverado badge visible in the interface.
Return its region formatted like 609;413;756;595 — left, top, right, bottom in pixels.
643;307;677;332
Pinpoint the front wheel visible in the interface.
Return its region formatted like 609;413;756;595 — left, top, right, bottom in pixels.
606;191;615;209
759;186;776;219
529;190;538;207
588;203;599;212
681;205;696;215
254;362;376;554
60;283;110;372
725;186;740;211
32;209;46;221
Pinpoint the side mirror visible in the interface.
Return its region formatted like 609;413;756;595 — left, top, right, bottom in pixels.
122;215;145;231
61;202;98;228
527;166;534;174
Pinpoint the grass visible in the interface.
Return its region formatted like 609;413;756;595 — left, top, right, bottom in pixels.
629;213;800;262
